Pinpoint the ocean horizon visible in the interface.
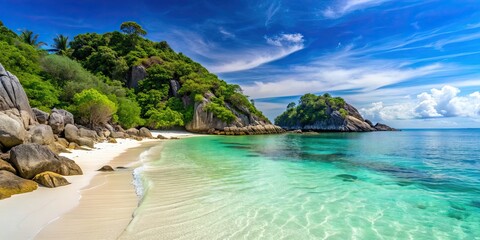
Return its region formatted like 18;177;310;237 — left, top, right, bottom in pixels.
121;129;480;239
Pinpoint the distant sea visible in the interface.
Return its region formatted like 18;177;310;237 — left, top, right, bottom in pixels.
121;129;480;239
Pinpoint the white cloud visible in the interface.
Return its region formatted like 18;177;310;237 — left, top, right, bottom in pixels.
242;62;443;99
322;0;390;19
265;33;304;47
360;86;480;122
210;33;305;73
219;27;235;39
265;0;281;26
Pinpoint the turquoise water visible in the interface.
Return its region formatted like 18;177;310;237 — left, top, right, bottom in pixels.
123;129;480;240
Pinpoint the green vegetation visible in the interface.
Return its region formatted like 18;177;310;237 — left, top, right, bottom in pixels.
71;89;117;127
275;93;348;127
0;21;266;129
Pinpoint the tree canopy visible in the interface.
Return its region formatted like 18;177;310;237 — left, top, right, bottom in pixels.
120;21;147;36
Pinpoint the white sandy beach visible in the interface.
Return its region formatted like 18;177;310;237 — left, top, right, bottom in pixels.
0;130;195;240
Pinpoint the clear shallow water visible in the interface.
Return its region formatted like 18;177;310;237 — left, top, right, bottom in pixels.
122;129;480;240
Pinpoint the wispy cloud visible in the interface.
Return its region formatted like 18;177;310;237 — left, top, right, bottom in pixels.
322;0;391;19
265;0;282;26
210;33;305;73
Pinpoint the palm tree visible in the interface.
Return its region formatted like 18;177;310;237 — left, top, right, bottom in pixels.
51;34;69;54
20;30;46;48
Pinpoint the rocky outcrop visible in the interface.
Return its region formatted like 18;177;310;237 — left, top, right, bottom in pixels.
0;112;28;149
186;94;284;135
278;102;395;132
48;112;65;134
32;108;49;124
33;171;70;188
9;144;82;179
139;127;153;138
0;170;37;199
28;124;55;145
170;80;181;97
127;65;147;88
0;63;37;128
374;123;397;131
52;109;74;126
64;124;94;148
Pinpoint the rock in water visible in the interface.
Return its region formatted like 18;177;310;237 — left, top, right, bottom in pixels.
9;144;83;179
97;165;114;171
33;171;70;188
336;174;358;182
139;127;153;138
0;63;37;128
0;170;38;199
0;112;27;149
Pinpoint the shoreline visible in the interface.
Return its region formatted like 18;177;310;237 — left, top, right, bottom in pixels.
0;130;196;240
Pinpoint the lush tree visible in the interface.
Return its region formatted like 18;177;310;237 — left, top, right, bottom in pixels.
115;97;144;129
120;21;147;36
20;30;45;48
18;73;60;112
146;108;184;129
51;34;69;55
275;93;348;127
71;89;117;127
84;46;128;80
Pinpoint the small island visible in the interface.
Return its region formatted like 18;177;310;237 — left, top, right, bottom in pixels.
275;93;396;132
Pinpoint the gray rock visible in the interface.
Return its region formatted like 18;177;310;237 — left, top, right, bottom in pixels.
0;112;27;149
78;128;99;140
126;128;139;136
0;170;38;199
127;65;147;88
374;123;397;131
138;127;153;138
51;109;74;125
48;112;65;134
185;94;283;135
9;143;83;179
29;124;55;145
170;80;181;97
33;171;70;188
0;63;37;127
32;108;49;124
64;124;94;148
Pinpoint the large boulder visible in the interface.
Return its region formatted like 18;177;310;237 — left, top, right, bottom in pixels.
9;144;83;179
32;108;49;124
0;112;28;149
0;170;38;199
0;63;37;127
138;127;153;138
48;112;65;134
33;171;70;188
29;124;55;145
51;109;74;125
64;124;94;148
127;65;147;88
126;128;139;136
78;128;99;140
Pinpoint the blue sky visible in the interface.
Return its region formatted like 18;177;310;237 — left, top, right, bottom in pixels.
2;0;480;128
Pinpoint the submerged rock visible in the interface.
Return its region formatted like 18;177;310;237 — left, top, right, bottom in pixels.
33;171;70;188
335;174;358;182
0;170;38;199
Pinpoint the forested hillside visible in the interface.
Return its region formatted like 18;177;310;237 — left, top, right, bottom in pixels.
0;21;272;132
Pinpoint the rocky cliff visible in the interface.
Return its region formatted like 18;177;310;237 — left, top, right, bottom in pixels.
275;94;396;132
186;93;284;135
